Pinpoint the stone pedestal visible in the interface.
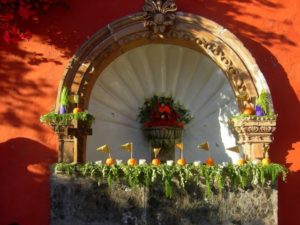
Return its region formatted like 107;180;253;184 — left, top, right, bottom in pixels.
56;128;74;163
53;120;92;163
230;117;276;160
144;126;183;162
51;174;278;225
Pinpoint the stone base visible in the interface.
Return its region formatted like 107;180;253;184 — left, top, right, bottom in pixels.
51;174;278;225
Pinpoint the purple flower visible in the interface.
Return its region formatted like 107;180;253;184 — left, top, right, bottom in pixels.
255;105;265;116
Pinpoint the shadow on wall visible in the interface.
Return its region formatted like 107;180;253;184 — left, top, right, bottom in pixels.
240;36;300;225
177;0;296;47
0;138;57;225
0;46;59;142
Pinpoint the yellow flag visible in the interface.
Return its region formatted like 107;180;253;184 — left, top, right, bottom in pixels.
96;144;110;154
121;142;132;152
176;142;184;151
226;146;240;153
153;148;161;158
197;141;209;151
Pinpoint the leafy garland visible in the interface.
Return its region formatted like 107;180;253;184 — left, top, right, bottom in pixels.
54;163;287;198
137;95;193;128
40;111;95;127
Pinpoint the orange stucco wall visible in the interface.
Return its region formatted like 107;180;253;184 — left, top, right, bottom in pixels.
0;1;299;224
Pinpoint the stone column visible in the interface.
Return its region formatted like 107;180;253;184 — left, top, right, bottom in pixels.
67;120;92;163
54;120;92;163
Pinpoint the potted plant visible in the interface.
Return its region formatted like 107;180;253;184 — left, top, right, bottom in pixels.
40;111;95;129
59;86;69;114
137;95;192;150
40;110;95;162
255;90;270;116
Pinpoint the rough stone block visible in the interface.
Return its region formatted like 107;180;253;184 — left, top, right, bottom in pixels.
50;175;277;225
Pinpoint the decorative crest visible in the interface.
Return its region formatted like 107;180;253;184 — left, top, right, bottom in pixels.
143;0;177;34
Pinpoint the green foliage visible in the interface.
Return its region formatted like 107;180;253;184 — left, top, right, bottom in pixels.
54;162;288;198
256;90;271;114
40;111;95;127
59;86;69;107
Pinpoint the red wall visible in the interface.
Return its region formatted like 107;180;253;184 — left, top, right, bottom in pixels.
0;1;299;224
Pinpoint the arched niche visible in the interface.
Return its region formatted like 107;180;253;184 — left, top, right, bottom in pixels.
56;8;273;163
87;44;240;163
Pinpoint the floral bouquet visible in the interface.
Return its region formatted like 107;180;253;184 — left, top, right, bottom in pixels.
137;95;192;128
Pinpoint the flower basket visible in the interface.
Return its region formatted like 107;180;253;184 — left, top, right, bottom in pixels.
138;95;192;160
143;126;183;148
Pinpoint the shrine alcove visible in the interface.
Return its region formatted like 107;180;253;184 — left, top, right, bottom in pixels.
86;44;240;163
56;7;273;163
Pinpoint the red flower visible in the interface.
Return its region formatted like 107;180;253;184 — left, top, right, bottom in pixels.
158;105;171;114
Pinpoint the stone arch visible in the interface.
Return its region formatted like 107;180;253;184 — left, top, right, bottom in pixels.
57;11;272;112
56;5;274;163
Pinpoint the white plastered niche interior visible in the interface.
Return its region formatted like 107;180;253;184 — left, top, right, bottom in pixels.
86;44;240;163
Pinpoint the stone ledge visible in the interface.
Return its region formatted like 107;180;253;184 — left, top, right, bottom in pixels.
51;174;277;225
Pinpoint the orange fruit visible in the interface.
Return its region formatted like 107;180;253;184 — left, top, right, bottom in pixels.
105;157;115;166
177;158;186;166
262;157;270;166
73;107;81;113
237;159;246;165
151;158;161;166
127;158;137;166
206;156;214;166
243;107;255;115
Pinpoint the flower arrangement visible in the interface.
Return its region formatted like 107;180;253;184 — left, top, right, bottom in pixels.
137;95;192;128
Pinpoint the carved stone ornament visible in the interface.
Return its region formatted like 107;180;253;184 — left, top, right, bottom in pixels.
230;116;277;160
143;0;177;34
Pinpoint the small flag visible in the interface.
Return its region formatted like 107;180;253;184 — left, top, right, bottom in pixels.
153;148;161;158
96;144;110;154
197;141;209;151
121;142;132;152
176;142;184;151
226;146;240;153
